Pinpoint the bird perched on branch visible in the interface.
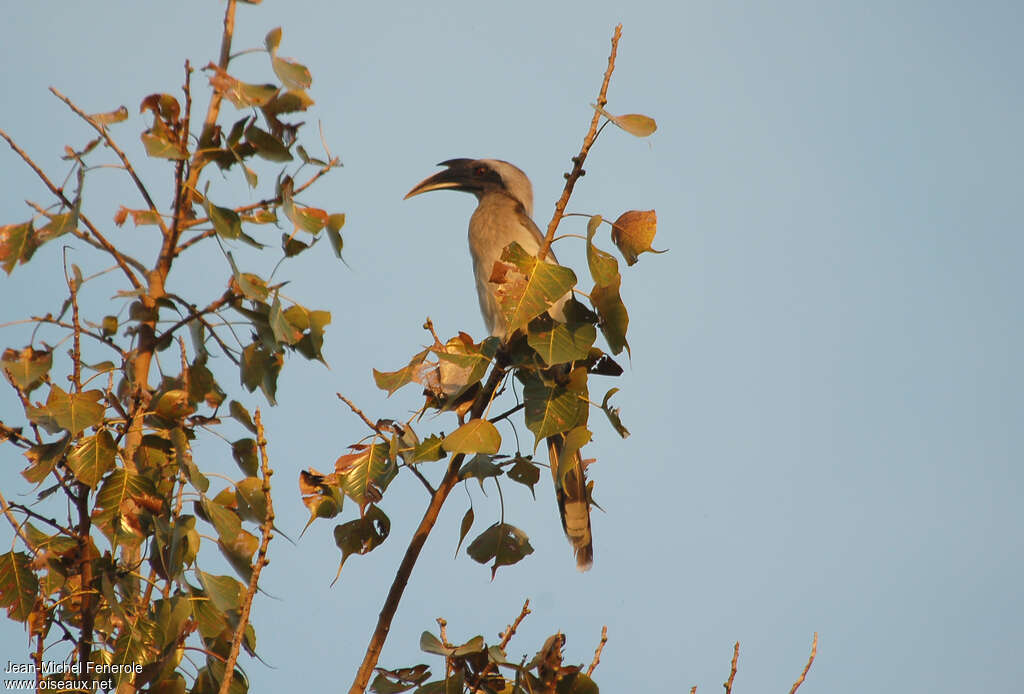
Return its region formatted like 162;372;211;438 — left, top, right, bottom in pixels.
405;158;594;570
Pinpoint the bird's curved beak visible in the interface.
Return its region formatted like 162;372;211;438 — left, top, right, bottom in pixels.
404;159;476;199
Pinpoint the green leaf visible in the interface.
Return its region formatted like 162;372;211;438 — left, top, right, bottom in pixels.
36;210;78;243
335;444;395;508
526;312;597;366
419;631;447;656
496;242;577;335
101;315;118;337
458;454;503;488
443;420;501;455
66;430;116;487
46;385;105;435
373;349;430;396
456;507;474;557
556;671;600;694
231;438;258;476
1;347;52;392
506;456;540;498
245;124;292;162
0;551;38;622
466;523;534;579
268;292;302;346
326;213;345;259
586;215;620;287
200;497;242;543
0;222;37;274
196;571;243;613
522;374;588;447
600;388;630;438
272;56;313;91
229;400;257;434
204;200;242;240
332;505;390;582
409;435;446;463
22;433;70;484
234;477;268;523
590;275;630;356
141;129;187;160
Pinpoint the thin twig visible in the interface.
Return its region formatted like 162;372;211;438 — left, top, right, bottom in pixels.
337;393;382;434
0;492;37;552
724;642;739;694
50;86;170;237
537;24;622;261
0;127;144;288
465;599;532;694
586;626;608;677
488;402;524;425
788;633;818;694
8;502;75;537
219;409;276;694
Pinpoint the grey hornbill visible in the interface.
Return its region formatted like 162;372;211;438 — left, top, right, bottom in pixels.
405;158;595;571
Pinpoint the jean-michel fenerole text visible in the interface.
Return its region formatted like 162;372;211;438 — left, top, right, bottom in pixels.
4;660;142;675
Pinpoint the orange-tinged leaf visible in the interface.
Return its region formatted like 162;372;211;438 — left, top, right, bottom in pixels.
611;209;665;266
0;222;36;274
1;347;52;392
88;105;129;126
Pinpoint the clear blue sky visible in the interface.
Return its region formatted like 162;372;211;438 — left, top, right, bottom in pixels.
1;1;1021;692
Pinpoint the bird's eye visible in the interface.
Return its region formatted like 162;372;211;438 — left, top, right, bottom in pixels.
474;166;487;177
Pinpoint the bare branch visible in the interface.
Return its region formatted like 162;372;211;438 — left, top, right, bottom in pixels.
586;625;609;677
724;642;739;694
49;86;171;238
537;24;622;261
788;633;818;694
0;127;144;289
219;408;276;694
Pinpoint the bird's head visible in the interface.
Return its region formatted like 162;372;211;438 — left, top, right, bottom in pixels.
404;158;533;216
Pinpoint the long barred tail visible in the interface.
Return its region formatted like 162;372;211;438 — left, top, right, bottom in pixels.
548;434;594;571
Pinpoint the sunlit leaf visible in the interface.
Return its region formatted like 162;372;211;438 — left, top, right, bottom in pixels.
335;443;395;508
21;433;70;484
611;210;665;265
522;374;588;447
1;347;52;392
88;105;129;126
443;421;501;455
496;242;577;335
46;385;105;435
0;222;36;274
590;103;658;137
272;56;313;91
373;349;430;396
66;430;116;487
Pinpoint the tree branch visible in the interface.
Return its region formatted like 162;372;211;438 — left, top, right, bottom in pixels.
0;127;144;289
49;86;171;238
219;409;275;694
724;641;739;694
347;363;508;694
537;24;622;261
586;625;609;677
788;633;818;694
